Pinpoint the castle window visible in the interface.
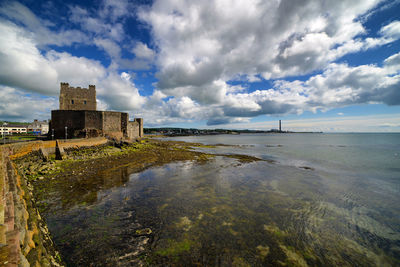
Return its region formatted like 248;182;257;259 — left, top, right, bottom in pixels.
71;100;74;104
84;100;87;104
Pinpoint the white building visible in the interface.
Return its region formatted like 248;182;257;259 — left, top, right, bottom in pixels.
0;124;28;135
27;119;49;134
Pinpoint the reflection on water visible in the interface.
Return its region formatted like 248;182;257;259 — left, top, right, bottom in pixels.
36;134;400;266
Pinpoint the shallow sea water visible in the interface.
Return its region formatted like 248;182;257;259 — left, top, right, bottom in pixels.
39;133;400;266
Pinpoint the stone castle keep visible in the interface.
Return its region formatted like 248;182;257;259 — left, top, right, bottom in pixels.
59;82;97;110
51;83;143;140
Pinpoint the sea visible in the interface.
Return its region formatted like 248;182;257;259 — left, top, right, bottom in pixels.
41;133;400;266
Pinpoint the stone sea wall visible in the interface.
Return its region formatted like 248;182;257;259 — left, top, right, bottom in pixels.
0;137;108;266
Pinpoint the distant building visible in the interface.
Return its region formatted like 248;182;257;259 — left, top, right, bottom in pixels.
28;119;49;135
0;124;27;135
51;83;143;140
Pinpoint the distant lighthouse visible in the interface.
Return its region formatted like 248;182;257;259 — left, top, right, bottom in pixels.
279;120;282;132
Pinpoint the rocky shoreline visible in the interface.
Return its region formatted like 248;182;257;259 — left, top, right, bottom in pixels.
9;138;263;266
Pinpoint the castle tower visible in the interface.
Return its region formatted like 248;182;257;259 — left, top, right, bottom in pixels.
59;82;96;111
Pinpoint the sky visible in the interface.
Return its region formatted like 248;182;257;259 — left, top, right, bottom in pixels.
0;0;400;132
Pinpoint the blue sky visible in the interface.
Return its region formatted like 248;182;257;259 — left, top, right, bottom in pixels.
0;0;400;132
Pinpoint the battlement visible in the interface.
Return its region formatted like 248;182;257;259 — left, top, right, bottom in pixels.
59;82;96;111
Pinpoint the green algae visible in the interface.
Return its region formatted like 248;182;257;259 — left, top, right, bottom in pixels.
232;256;251;266
217;153;264;163
155;239;193;257
263;224;287;239
256;245;270;259
176;216;192;231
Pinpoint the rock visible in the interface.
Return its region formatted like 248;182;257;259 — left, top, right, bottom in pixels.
39;148;49;162
135;228;152;236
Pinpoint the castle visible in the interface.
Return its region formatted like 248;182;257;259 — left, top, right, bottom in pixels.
51;83;143;140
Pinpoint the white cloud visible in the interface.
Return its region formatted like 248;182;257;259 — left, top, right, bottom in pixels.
384;51;400;71
94;38;122;59
364;20;400;49
99;0;132;21
0;21;58;94
195;52;400;125
47;51;107;87
140;0;390;93
0;1;87;46
0;21;107;95
0;18;145;116
136;0;400;118
0;86;56;121
135;0;400;125
380;20;400;39
132;42;155;60
68;5;126;42
98;72;146;111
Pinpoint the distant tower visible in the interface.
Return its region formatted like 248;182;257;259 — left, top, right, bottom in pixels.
279;120;282;132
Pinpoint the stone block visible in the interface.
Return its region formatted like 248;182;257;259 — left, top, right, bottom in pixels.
38;148;49;161
55;141;64;161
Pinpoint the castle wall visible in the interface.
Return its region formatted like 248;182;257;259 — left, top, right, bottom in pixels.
51;110;86;139
128;121;139;140
51;110;142;140
59;83;96;111
102;112;123;140
103;112;122;132
84;111;103;130
128;119;143;139
121;113;128;136
135;118;144;137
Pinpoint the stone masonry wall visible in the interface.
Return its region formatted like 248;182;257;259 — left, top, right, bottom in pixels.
51;110;86;139
59;83;96;111
121;113;128;137
134;118;144;138
127;119;143;139
84;111;103;131
102;112;122;132
0;138;108;266
102;111;123;140
128;121;139;140
51;110;143;140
